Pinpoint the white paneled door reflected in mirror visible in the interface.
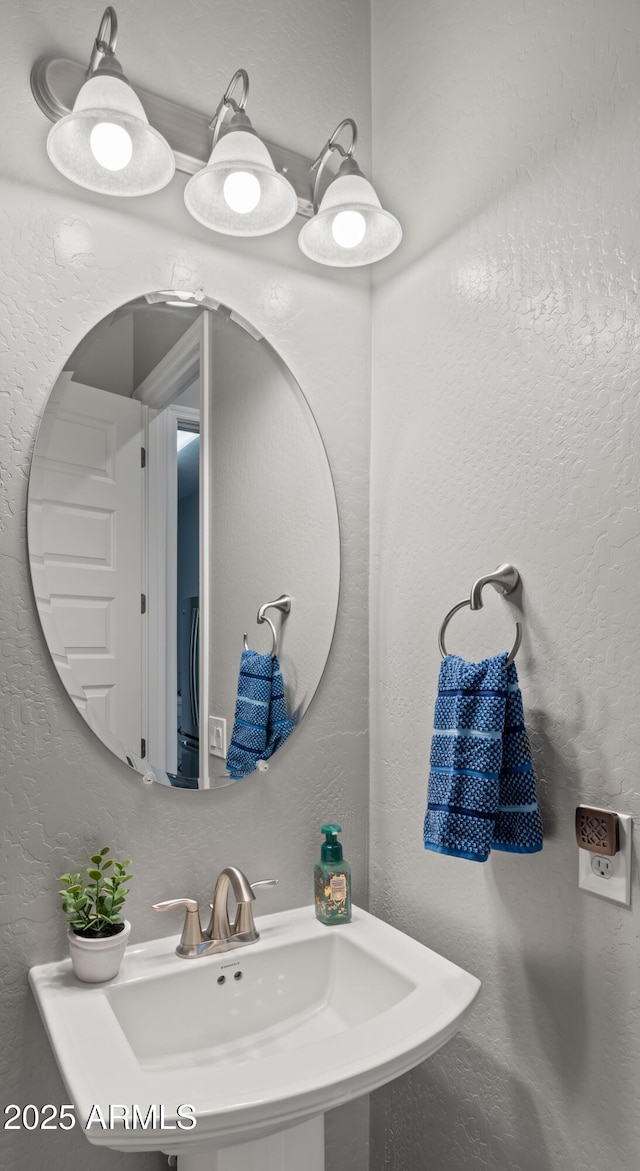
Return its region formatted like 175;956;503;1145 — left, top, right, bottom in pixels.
27;293;340;790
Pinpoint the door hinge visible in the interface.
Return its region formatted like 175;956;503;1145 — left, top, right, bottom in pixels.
141;593;146;614
140;738;146;759
141;446;146;468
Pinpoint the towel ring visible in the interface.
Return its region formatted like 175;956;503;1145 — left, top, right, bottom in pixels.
438;599;522;666
438;564;522;666
243;594;292;658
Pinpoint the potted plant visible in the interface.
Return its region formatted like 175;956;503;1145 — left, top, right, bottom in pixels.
58;847;133;983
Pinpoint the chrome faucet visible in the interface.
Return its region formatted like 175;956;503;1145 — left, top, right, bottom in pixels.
152;866;278;959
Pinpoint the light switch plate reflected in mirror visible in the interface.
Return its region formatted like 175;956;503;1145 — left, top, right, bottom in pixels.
209;716;227;759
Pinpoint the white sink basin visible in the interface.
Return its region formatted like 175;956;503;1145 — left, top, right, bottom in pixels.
30;905;480;1161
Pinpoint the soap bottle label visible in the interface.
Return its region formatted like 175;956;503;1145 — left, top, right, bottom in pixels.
329;874;347;905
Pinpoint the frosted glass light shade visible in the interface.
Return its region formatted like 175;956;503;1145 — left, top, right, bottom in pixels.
184;128;298;236
298;172;402;267
47;73;175;196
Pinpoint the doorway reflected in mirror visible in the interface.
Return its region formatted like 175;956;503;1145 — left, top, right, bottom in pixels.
175;425;199;788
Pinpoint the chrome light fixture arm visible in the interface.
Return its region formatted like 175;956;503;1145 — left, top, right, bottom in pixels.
87;6;119;77
209;69;250;147
310;117;359;213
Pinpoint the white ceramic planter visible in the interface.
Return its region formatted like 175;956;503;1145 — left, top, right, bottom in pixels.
67;920;131;983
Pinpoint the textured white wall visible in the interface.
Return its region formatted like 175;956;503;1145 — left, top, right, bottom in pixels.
0;2;370;1169
370;1;640;1169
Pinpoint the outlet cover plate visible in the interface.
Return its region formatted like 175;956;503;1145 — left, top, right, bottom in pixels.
578;810;632;905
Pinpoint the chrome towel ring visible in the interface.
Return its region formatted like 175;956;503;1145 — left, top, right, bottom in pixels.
244;594;292;658
438;564;522;666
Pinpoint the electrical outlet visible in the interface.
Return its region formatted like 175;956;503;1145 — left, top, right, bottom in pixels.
208;716;227;759
591;855;614;879
578;810;632;905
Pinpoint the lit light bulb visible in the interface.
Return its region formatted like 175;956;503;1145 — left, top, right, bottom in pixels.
223;171;261;213
331;210;367;248
89;122;133;171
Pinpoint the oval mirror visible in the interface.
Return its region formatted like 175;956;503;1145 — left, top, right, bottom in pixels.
28;293;340;789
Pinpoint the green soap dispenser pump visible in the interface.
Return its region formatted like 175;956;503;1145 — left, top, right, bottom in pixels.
314;824;352;925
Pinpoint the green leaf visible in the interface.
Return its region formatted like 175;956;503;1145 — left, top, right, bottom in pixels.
87;869;102;881
90;854;103;866
99;847;110;857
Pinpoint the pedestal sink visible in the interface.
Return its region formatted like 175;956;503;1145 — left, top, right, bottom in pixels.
29;905;480;1170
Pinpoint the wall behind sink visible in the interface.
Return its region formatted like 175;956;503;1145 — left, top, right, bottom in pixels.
369;0;640;1169
0;3;371;1169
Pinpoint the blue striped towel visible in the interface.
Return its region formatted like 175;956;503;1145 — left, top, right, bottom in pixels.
226;649;297;780
424;653;543;862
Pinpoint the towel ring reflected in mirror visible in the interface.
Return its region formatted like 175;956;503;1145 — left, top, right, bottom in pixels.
244;595;292;658
438;600;522;666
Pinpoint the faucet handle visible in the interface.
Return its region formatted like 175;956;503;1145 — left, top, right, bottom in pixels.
207;881;278;911
234;878;278;936
152;898;204;954
153;897;199;909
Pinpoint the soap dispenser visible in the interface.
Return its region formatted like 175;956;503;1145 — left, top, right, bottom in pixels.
314;824;351;925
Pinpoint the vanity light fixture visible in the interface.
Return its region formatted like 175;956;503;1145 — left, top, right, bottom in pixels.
298;119;402;267
183;70;298;236
32;8;402;264
45;7;175;196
